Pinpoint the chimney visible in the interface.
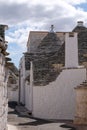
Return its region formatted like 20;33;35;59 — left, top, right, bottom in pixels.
77;21;84;26
65;32;78;68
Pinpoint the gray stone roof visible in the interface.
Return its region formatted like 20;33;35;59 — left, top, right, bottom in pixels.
25;24;87;86
78;30;87;63
25;32;63;86
37;32;62;53
25;54;30;70
0;25;8;40
72;23;87;63
72;25;87;32
0;25;5;40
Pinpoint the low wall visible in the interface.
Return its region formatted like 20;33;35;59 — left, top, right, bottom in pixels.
33;68;86;119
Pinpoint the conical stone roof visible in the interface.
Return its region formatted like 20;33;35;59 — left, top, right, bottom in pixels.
37;32;62;54
72;22;87;63
31;32;63;86
78;30;87;63
72;26;87;32
72;21;87;32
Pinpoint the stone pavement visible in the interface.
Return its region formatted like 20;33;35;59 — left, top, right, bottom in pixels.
8;123;70;130
8;124;18;130
7;102;87;130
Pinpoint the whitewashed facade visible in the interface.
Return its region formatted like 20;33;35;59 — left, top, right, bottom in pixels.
19;27;87;119
32;32;86;119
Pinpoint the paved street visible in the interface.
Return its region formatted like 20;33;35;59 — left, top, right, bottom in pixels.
7;102;87;130
7;102;71;130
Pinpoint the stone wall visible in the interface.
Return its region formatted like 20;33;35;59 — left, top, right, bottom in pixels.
74;84;87;124
0;25;9;130
7;68;19;102
0;54;8;130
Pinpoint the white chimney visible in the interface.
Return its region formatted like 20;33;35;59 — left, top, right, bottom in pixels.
65;32;79;68
77;21;83;26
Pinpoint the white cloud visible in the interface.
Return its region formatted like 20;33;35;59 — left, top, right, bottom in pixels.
1;0;87;7
2;0;87;67
9;0;87;5
63;0;87;5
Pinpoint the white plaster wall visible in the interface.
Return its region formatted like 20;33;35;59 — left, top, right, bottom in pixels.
11;90;18;102
25;82;30;109
20;77;25;104
33;68;86;119
8;87;18;102
65;33;78;68
25;80;33;112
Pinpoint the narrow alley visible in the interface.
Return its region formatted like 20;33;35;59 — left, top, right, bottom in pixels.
7;102;75;130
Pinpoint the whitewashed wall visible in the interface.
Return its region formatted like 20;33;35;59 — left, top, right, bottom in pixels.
32;68;86;119
7;87;18;102
20;77;25;104
65;33;78;68
25;81;30;109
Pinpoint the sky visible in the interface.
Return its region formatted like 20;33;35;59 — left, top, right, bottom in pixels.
1;0;87;68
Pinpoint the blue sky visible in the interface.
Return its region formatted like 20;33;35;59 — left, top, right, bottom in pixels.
75;3;87;11
1;0;87;68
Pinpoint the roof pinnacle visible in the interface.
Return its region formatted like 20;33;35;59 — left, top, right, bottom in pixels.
50;25;54;32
